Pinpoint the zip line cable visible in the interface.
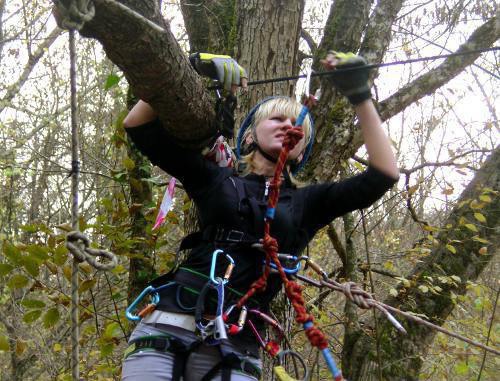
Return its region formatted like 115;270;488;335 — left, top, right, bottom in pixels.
208;46;500;90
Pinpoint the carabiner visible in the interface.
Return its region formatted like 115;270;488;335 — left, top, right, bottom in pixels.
210;249;235;285
195;278;228;341
247;309;284;357
125;286;160;321
223;304;248;335
266;253;302;274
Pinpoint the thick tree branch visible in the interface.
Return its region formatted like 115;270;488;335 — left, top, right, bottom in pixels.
379;15;499;122
359;0;404;69
58;0;218;145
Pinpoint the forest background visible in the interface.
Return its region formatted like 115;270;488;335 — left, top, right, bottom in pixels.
0;0;498;380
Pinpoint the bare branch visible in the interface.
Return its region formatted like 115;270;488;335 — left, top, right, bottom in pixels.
0;27;62;114
379;16;499;122
301;28;317;54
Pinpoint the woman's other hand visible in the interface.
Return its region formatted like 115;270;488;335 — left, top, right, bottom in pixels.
320;51;371;105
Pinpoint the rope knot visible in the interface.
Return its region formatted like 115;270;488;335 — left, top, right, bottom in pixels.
341;281;373;309
53;0;95;31
66;231;117;271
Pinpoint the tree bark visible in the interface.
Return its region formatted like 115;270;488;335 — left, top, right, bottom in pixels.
180;0;236;54
61;0;218;145
235;0;305;109
347;147;500;380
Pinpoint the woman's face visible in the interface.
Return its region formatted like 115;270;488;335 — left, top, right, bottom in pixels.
252;111;306;161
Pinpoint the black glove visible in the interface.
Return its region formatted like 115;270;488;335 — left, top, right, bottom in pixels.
189;53;248;93
325;51;371;105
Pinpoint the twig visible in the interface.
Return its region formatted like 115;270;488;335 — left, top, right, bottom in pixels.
477;287;499;380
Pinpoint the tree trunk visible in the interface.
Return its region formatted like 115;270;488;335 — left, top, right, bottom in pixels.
180;0;236;54
235;0;305;110
347;147;500;380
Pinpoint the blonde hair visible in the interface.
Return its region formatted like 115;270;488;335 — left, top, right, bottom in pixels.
238;97;313;176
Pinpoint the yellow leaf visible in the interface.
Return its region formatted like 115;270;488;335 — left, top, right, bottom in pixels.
470;200;483;209
479;195;492;203
478;247;488;255
464;224;478;232
53;343;62;352
383;261;394;271
402;279;411;288
446;244;457;254
15;340;27;356
423;225;439;232
474;213;486;223
418;285;429;293
450;275;461;283
62;265;72;281
408;184;419;196
472;235;490;244
389;288;398;297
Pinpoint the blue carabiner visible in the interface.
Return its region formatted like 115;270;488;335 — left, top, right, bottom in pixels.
125;282;175;321
125;286;159;321
264;254;302;274
210;249;235;285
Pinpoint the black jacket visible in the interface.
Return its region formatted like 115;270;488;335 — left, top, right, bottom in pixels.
126;119;397;312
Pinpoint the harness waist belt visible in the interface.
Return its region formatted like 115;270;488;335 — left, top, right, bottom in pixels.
142;310;196;332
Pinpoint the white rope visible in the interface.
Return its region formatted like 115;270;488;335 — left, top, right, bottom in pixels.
66;231;118;271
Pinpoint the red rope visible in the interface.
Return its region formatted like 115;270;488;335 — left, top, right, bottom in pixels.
236;102;329;352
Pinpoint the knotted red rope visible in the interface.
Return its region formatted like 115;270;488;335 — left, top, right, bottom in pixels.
236;110;329;352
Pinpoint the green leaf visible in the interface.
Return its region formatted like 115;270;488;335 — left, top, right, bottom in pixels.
0;263;14;277
123;157;135;171
53;244;68;266
104;73;120;90
43;308;60;328
79;279;96;293
26;245;49;261
7;274;29;289
21;299;46;309
0;335;9;351
103;322;122;340
23;257;40;277
3;241;22;265
23;310;42;324
99;342;115;358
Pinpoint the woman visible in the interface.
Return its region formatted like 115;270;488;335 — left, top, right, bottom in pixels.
121;52;399;381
